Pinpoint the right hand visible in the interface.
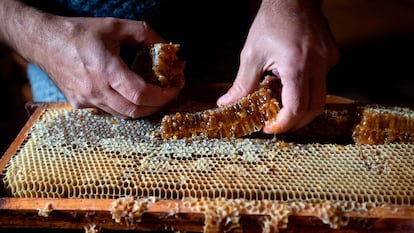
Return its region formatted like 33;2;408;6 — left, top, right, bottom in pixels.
217;0;339;134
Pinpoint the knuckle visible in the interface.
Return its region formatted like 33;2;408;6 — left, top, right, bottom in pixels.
239;46;255;63
131;90;144;105
104;17;121;27
141;21;150;31
70;100;82;109
82;83;99;98
127;107;139;119
129;83;147;105
136;21;152;36
232;80;246;94
69;98;89;110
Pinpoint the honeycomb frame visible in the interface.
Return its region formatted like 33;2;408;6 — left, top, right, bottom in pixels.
0;102;413;232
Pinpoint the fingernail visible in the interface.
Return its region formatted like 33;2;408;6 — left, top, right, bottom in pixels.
263;121;278;134
217;93;230;106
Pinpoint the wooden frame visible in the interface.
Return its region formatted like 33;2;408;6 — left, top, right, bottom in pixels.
1;97;414;232
1;197;414;232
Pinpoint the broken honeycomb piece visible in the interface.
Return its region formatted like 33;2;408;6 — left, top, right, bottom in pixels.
183;198;357;233
110;196;156;225
132;43;185;89
352;105;414;145
160;83;280;139
37;202;53;217
84;224;99;233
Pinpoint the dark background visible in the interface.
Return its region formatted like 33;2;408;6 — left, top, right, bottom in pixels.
324;0;414;105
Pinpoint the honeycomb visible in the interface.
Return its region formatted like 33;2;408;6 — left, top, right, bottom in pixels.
110;196;157;224
2;105;413;208
352;105;414;145
131;43;186;89
2;103;414;231
161;83;280;139
183;198;355;231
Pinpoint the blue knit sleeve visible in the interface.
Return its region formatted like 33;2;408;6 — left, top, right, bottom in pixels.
59;0;160;20
27;64;67;102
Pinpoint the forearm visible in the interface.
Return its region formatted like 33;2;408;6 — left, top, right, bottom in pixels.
0;0;63;66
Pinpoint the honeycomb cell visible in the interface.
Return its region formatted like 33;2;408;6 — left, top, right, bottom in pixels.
160;82;280;139
1;104;413;210
352;105;414;144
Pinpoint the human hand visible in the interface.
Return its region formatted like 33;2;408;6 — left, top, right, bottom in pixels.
217;0;339;134
34;16;180;119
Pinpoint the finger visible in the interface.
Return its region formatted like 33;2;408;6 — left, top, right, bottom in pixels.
93;88;163;119
117;20;165;45
291;72;326;131
264;64;328;134
130;82;181;108
217;55;262;106
287;61;327;132
107;60;180;108
70;91;134;119
263;68;308;134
